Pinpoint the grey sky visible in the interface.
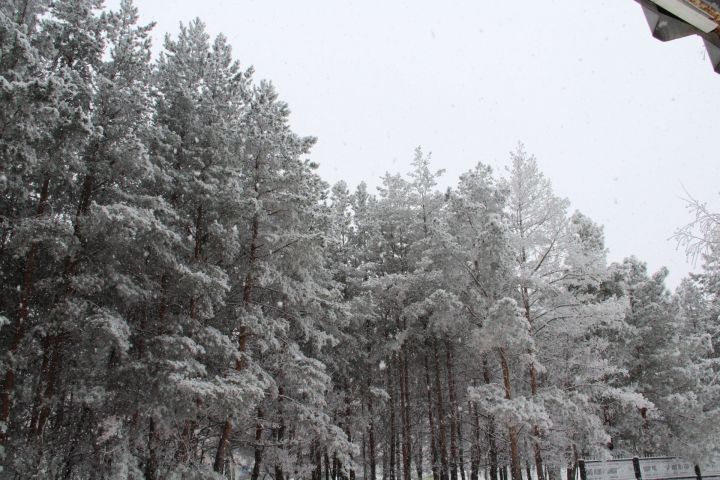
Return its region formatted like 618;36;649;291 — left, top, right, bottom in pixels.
107;0;720;288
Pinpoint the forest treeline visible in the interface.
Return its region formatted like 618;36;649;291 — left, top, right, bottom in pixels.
1;1;719;479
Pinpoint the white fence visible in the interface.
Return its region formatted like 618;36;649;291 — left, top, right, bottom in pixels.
580;457;720;480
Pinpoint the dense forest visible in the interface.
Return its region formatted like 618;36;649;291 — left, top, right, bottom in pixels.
1;1;719;479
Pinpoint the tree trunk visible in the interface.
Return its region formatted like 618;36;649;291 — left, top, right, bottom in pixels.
640;406;650;456
488;419;498;480
457;405;466;480
395;425;402;480
61;405;91;480
274;448;285;480
214;418;233;472
34;331;61;437
470;399;480;480
602;404;614;450
530;363;545;480
326;450;331;480
237;206;259;367
183;208;207;471
416;437;424;480
35;162;99;438
313;444;323;480
347;404;356;480
399;349;412;480
368;392;377;480
445;338;460;480
1;177;50;432
425;352;439;480
388;361;397;480
189;203;204;318
382;441;388;480
215;159;262;470
433;339;449;480
238;152;262;364
483;358;498;480
523;285;545;480
274;387;286;480
498;347;522;480
250;407;265;480
145;417;159;480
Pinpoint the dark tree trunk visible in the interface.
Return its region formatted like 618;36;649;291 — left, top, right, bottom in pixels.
457;405;466;480
523;284;545;480
445;339;459;480
368;392;377;480
35;332;61;436
531;363;545;480
275;387;286;480
388;363;397;480
603;404;614;450
483;357;499;480
214;418;233;472
216;156;262;470
250;408;265;480
62;405;91;480
498;347;522;480
395;420;402;480
344;398;355;480
416;438;424;480
424;353;439;480
470;398;481;480
640;406;651;456
188;204;204;318
35;160;99;438
2;177;50;433
488;445;498;480
433;339;449;480
145;417;159;480
382;440;388;480
313;444;323;480
399;349;412;480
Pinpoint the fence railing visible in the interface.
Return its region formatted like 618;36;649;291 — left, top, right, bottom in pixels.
578;457;720;480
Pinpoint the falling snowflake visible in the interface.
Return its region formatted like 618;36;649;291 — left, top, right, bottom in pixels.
379;360;386;371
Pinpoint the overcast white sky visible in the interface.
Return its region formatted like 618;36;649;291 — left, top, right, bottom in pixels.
107;0;720;288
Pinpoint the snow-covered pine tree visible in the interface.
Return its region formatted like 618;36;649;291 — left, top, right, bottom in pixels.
0;0;60;438
204;76;352;475
445;161;529;480
665;279;720;462
500;146;631;478
0;0;117;475
152;19;273;477
671;195;720;461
